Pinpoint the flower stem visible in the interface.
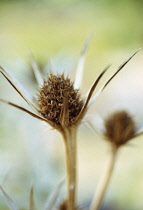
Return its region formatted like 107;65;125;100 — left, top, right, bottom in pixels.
90;147;118;210
62;127;77;210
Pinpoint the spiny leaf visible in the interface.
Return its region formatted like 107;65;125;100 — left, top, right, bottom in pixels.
0;185;19;210
88;48;140;107
29;52;44;86
74;35;92;89
76;65;110;123
29;185;35;210
0;65;38;112
0;98;55;127
44;179;65;210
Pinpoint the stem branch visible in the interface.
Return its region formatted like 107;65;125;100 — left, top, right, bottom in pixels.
62;128;77;210
90;147;118;210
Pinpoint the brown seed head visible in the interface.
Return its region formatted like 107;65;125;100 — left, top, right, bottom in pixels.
104;111;136;148
38;73;83;129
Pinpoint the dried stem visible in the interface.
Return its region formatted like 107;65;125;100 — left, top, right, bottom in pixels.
90;147;118;210
62;127;77;210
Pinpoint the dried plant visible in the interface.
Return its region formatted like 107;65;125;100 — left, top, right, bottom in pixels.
0;179;64;210
0;185;19;210
0;39;140;210
90;110;143;210
104;111;136;149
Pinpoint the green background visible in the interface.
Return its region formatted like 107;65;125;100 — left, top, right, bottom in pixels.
0;0;143;209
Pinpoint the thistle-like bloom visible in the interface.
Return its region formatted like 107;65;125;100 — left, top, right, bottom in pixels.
0;40;140;210
38;73;83;130
0;43;139;132
104;110;136;149
90;110;143;210
0;46;139;133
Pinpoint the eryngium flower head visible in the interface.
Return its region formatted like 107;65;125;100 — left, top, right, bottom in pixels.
104;111;136;148
38;73;83;128
0;41;139;133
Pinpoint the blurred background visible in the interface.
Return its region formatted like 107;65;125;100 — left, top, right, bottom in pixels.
1;0;143;209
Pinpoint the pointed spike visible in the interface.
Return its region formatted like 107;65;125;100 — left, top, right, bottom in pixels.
76;65;110;123
81;34;92;55
29;185;35;210
74;35;92;89
0;185;19;210
59;94;69;127
102;48;140;91
0;98;54;126
87;86;104;107
85;65;111;105
0;65;38;112
88;49;140;107
44;179;65;210
29;52;44;86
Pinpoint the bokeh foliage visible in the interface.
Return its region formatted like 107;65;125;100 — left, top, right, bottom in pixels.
0;0;143;210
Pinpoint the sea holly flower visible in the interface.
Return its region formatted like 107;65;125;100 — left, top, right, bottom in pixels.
0;40;139;210
104;110;136;149
90;110;143;210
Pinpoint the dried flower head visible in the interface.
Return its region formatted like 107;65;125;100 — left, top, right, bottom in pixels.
104;110;136;148
38;73;83;129
0;39;140;210
0;44;139;133
90;110;143;210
